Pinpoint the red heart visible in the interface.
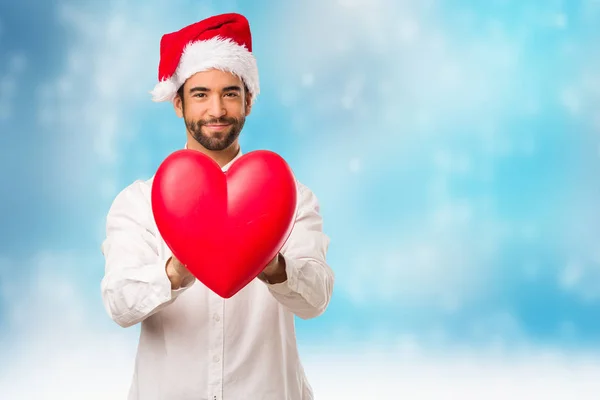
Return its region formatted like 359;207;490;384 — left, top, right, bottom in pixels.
151;149;298;298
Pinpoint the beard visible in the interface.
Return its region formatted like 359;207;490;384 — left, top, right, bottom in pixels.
184;114;245;151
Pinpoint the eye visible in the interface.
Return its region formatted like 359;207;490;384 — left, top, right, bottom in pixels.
225;92;238;97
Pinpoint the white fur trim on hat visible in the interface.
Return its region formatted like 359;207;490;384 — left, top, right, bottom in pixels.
150;36;260;104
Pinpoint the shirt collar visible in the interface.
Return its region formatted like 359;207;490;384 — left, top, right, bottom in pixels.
184;142;243;171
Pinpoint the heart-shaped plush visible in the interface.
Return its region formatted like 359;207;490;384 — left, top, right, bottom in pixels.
151;149;298;298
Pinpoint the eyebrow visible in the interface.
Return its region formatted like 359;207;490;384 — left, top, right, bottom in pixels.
189;85;242;93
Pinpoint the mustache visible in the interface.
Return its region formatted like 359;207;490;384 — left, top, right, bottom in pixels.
198;117;238;126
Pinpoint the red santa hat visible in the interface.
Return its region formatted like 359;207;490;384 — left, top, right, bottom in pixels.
150;13;259;104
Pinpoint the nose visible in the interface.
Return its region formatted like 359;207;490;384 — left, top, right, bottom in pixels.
207;96;226;119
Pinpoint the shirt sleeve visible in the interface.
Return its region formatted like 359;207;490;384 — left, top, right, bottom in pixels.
100;180;195;328
263;182;335;320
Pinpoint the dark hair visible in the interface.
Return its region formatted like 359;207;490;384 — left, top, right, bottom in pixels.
177;84;185;104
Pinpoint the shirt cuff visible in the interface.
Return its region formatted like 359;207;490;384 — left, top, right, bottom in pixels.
172;276;196;293
264;253;299;296
160;255;195;299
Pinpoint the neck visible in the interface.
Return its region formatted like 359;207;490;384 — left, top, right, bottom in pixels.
186;135;240;168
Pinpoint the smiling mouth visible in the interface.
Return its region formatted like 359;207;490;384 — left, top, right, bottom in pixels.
205;124;231;130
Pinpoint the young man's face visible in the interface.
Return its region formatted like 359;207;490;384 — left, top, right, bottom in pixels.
174;69;252;151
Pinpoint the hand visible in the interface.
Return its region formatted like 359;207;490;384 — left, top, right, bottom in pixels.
259;253;287;284
166;255;195;290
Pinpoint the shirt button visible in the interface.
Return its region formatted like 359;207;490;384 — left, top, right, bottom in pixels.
214;313;220;322
213;355;220;363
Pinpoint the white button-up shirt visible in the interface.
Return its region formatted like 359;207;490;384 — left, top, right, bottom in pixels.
100;148;334;400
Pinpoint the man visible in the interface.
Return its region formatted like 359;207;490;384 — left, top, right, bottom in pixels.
100;12;334;400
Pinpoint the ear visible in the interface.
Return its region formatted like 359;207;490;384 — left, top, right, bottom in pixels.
173;92;184;118
244;92;253;117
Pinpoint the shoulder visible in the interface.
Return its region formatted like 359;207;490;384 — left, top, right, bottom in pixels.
294;179;322;213
102;178;157;247
295;179;312;199
107;177;154;216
